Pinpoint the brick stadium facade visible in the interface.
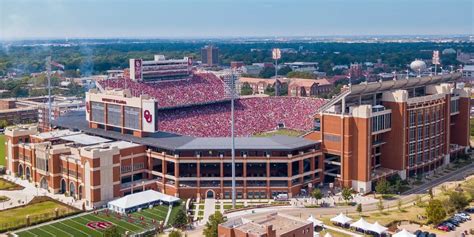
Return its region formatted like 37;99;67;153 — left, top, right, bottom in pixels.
3;72;470;208
304;73;471;193
5;89;323;208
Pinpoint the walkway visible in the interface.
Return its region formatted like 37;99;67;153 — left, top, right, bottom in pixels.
0;175;87;211
202;198;216;225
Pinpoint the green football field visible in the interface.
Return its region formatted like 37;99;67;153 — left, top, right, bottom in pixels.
14;205;174;237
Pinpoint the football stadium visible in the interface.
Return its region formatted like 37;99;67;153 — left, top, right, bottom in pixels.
4;55;470;212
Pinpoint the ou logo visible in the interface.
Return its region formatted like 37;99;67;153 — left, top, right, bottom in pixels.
86;221;113;230
144;110;153;123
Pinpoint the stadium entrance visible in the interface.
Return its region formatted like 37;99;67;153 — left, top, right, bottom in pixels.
206;190;215;199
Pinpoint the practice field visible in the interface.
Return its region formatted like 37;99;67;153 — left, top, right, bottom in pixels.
14;204;176;237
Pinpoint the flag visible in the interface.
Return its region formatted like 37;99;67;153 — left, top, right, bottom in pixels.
51;61;65;70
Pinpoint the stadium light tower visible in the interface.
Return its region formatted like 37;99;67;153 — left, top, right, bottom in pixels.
272;48;281;96
46;56;52;129
230;70;236;209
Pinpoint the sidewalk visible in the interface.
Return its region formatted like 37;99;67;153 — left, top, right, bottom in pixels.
0;175;87;211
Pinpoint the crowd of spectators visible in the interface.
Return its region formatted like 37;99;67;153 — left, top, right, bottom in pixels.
157;97;326;137
98;72;227;108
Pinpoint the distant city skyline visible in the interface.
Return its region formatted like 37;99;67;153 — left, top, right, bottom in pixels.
0;0;472;40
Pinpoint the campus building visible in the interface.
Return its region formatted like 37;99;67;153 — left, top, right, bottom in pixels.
304;73;470;193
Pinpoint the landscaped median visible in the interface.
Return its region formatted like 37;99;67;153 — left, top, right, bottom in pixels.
0;196;80;233
0;178;24;191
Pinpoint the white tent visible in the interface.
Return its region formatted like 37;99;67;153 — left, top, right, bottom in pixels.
330;213;352;225
350;218;371;231
393;229;416;237
108;190;180;214
368;221;388;235
307;215;324;227
324;233;333;237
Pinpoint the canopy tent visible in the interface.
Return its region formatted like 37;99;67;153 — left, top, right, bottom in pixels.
108;190;180;214
393;229;416;237
350;218;371;231
307;215;324;227
368;221;388;235
330;213;352;225
324;233;333;237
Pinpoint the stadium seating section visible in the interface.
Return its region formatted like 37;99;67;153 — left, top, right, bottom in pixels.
157;97;326;137
99;72;227;108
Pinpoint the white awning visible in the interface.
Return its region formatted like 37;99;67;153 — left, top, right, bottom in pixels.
368;221;388;234
350;218;371;230
307;215;324;226
393;229;416;237
108;190;180;211
330;213;352;225
324;233;333;237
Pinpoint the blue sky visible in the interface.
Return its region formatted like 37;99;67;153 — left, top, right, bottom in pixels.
0;0;472;39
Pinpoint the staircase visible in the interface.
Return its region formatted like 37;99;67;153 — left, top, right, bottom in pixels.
315;88;351;113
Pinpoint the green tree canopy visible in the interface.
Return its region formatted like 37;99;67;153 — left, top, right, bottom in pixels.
203;211;226;237
171;208;188;229
375;178;391;195
168;230;183;237
240;82;253;95
341;188;353;203
426;199;446;225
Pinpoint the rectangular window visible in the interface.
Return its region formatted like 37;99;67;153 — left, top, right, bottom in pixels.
91;102;105;123
124;106;140;129
409;111;415;126
107;104;122;126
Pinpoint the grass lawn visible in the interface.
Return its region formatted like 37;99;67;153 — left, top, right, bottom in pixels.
0;196;10;202
0;197;79;233
253;129;305;137
318;229;352;237
15;204;174;237
0;178;23;190
0;135;5;166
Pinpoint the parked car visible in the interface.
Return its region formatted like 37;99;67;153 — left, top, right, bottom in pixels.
427;234;436;237
419;231;430;237
465;207;474;213
437;225;450;232
414;230;422;237
441;221;456;230
455;212;471;220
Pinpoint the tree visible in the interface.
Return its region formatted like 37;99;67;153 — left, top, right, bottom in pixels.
446;191;469;213
277;66;292;76
168;230;183;237
425;199;446;225
341;188;352;204
311;189;323;204
0;120;8;129
103;226;120;237
259;67;275;78
264;85;275;96
375;178;390;195
287;71;315;79
428;188;434;200
356;203;362;215
377;198;384;213
240;82;253;95
171;208;188;229
397;198;403;211
203;211;226;237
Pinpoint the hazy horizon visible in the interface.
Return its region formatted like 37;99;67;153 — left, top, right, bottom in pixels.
1;0;473;40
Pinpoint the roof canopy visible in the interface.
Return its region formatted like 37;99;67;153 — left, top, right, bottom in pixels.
393;229;416;237
368;221;388;234
350;218;371;230
307;215;324;226
108;190;180;210
330;213;352;225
